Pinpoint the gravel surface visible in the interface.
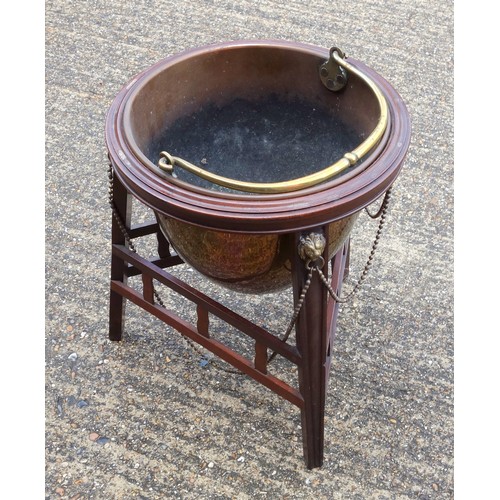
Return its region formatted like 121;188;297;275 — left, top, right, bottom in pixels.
43;0;453;498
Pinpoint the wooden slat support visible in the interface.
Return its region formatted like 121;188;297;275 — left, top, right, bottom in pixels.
128;221;159;238
111;280;304;409
125;255;183;277
141;273;154;304
155;220;172;258
254;342;268;374
113;244;302;365
196;304;210;338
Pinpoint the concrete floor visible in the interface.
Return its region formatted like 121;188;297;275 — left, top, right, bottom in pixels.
45;0;453;498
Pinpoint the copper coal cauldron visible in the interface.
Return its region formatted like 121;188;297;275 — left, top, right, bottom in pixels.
105;40;410;294
105;40;411;469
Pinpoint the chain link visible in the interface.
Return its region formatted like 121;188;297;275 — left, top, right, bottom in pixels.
331;187;392;303
108;164;138;254
267;265;315;363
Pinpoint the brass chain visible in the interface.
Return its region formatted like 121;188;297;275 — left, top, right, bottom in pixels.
267;264;314;363
331;187;392;303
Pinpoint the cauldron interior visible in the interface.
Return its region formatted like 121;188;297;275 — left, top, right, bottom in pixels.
152;95;364;192
126;45;381;194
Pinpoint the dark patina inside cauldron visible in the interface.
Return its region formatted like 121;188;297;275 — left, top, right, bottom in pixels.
148;95;361;192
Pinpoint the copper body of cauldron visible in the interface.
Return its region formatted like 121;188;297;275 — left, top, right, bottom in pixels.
106;41;410;293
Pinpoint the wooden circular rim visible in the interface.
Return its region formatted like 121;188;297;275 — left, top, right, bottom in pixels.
105;40;411;234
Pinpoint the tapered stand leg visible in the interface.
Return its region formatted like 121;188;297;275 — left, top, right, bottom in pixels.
109;170;132;341
292;229;329;469
292;228;348;469
155;219;172;259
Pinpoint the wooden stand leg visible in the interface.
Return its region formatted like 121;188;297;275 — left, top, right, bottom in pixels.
155;218;172;259
109;170;132;341
343;238;351;281
293;229;330;469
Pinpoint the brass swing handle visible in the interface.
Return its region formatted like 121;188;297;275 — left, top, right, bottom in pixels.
158;48;388;194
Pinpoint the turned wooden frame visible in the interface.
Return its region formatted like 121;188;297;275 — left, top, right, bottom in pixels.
109;172;350;468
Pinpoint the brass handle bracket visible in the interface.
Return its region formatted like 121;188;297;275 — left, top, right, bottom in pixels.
319;47;348;91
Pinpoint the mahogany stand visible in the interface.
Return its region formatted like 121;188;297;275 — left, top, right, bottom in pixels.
109;174;348;469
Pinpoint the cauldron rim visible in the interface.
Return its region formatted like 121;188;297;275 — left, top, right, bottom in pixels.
105;40;411;234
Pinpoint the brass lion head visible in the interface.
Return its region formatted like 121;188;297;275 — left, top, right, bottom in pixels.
298;232;326;262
